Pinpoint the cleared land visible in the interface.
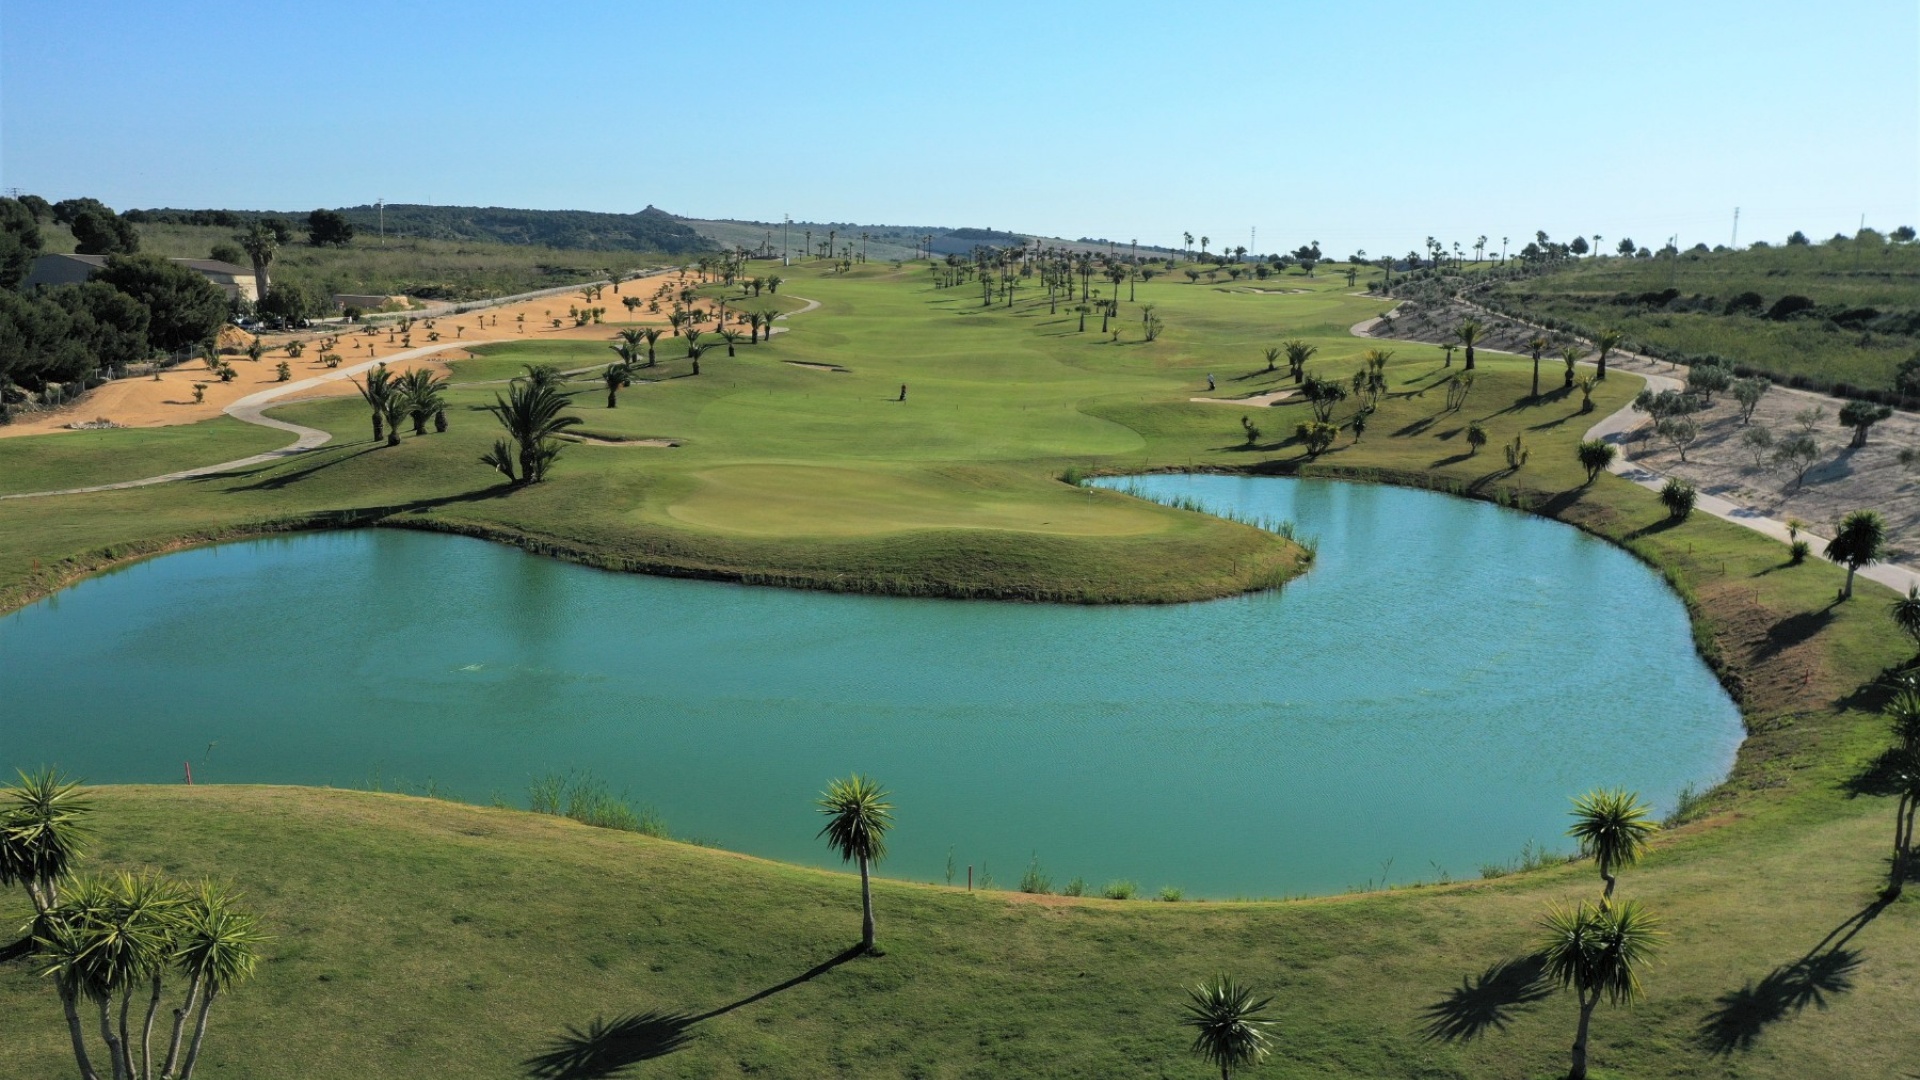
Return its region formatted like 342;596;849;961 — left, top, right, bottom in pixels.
1;258;1915;1077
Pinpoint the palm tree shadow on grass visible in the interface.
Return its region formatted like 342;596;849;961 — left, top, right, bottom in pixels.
1697;895;1891;1056
1418;953;1552;1043
522;945;865;1078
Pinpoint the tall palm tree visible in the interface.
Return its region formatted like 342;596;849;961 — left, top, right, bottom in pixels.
380;393;408;447
1593;328;1623;380
484;376;582;484
601;361;633;408
236;222;277;305
1456;321;1484;371
1526;335;1549;398
1282;340;1317;385
1537;900;1662;1080
1567;789;1656;903
1179;976;1274;1079
719;329;743;357
687;340;708;377
640;327;664;366
683;329;703;359
1;767;94;914
816;774;893;952
1826;510;1886;600
349;364;394;443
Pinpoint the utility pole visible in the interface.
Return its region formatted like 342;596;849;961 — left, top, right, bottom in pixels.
782;214;790;264
1730;206;1740;249
1669;234;1680;287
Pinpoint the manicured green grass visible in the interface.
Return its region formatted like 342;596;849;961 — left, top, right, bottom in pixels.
4;257;1918;1077
0;417;288;496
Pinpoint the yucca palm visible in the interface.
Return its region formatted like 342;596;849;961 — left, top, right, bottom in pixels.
349;364;394;443
1567;789;1656;902
1527;335;1550;398
1593;328;1623;379
1;767;94;914
1538;900;1662;1080
1560;345;1587;389
1456;321;1483;371
1892;587;1920;655
1890;689;1920;754
1179;976;1274;1079
167;882;262;1080
1281;340;1317;384
484;377;582;485
1826;510;1886;600
602;361;634;408
816;775;893;952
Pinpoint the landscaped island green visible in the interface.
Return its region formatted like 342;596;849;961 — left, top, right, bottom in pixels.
3;255;1916;1077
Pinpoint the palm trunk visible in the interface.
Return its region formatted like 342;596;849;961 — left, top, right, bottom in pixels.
1602;870;1616;904
1465;345;1476;371
1597;352;1609;379
859;854;875;952
1570;992;1597;1080
161;973;201;1080
60;985;100;1080
1844;567;1856;599
1531;358;1540;398
607;389;618;408
118;989;136;1080
97;998;125;1080
178;987;216;1080
371;413;383;442
140;973;165;1080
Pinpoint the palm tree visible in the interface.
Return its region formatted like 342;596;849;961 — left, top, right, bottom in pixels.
1282;340;1317;384
1538;900;1662;1080
1827;510;1886;600
349;364;395;443
816;774;893;952
1526;335;1549;398
1;767;93;915
484;376;582;484
1888;747;1920;895
1567;789;1656;902
719;329;743;357
1456;321;1484;371
601;361;633;408
1179;976;1274;1079
1593;328;1623;380
683;329;703;359
398;368;447;436
1892;586;1920;655
640;327;664;366
1561;345;1587;389
1262;346;1281;373
687;339;708;376
237;222;277;305
1465;422;1488;454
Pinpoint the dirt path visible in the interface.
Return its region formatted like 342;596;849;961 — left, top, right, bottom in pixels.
1353;310;1920;596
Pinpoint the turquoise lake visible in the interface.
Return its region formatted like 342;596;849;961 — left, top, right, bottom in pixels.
0;474;1743;897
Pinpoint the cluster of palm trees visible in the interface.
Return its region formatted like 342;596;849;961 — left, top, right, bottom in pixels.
481;365;582;485
349;364;450;447
2;770;261;1080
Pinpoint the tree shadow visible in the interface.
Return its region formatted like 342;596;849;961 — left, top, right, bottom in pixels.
522;946;864;1079
1393;415;1437;437
1749;607;1837;664
1697;896;1891;1056
524;1011;696;1079
217;444;385;491
1418;953;1552;1043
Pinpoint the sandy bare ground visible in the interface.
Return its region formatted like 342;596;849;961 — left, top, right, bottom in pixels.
1;267;719;437
1190;389;1297;407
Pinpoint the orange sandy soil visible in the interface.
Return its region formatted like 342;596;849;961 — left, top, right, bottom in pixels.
0;269;725;438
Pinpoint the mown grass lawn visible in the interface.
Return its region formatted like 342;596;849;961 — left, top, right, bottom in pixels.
2;258;1916;1077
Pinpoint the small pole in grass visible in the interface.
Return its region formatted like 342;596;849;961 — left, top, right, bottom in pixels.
183;761;193;785
968;866;973;892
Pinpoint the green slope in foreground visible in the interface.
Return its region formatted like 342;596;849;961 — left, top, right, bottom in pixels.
1;259;1916;1076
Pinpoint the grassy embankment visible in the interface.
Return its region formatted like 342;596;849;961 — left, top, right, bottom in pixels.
1;260;1914;1076
41;221;672;304
1480;239;1920;393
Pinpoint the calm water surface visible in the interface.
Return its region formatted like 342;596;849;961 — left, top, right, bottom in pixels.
0;474;1742;896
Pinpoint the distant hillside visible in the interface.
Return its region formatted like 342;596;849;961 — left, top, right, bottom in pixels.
132;204;711;255
682;218;1177;262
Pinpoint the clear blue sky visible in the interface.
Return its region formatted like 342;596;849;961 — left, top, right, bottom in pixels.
4;0;1914;257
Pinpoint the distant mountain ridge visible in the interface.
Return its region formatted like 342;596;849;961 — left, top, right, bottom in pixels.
131;204;712;255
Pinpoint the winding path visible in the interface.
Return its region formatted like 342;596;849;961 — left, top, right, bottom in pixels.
1351;312;1919;596
3;292;824;502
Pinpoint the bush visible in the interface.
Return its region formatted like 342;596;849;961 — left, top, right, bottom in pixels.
1157;885;1184;903
1789;539;1811;565
1660;477;1697;520
1101;880;1137;900
1062;877;1087;897
1019;854;1052;895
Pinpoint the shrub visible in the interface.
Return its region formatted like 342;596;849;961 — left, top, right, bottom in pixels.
1158;885;1184;902
1019;854;1053;894
1789;539;1811;565
1101;880;1137;900
1503;433;1530;470
1063;877;1087;897
1465;422;1488;454
1577;438;1617;483
1660;477;1697;520
1740;426;1775;467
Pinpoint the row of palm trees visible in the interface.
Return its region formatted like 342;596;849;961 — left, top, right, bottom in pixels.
2;771;260;1080
349;364;450;447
